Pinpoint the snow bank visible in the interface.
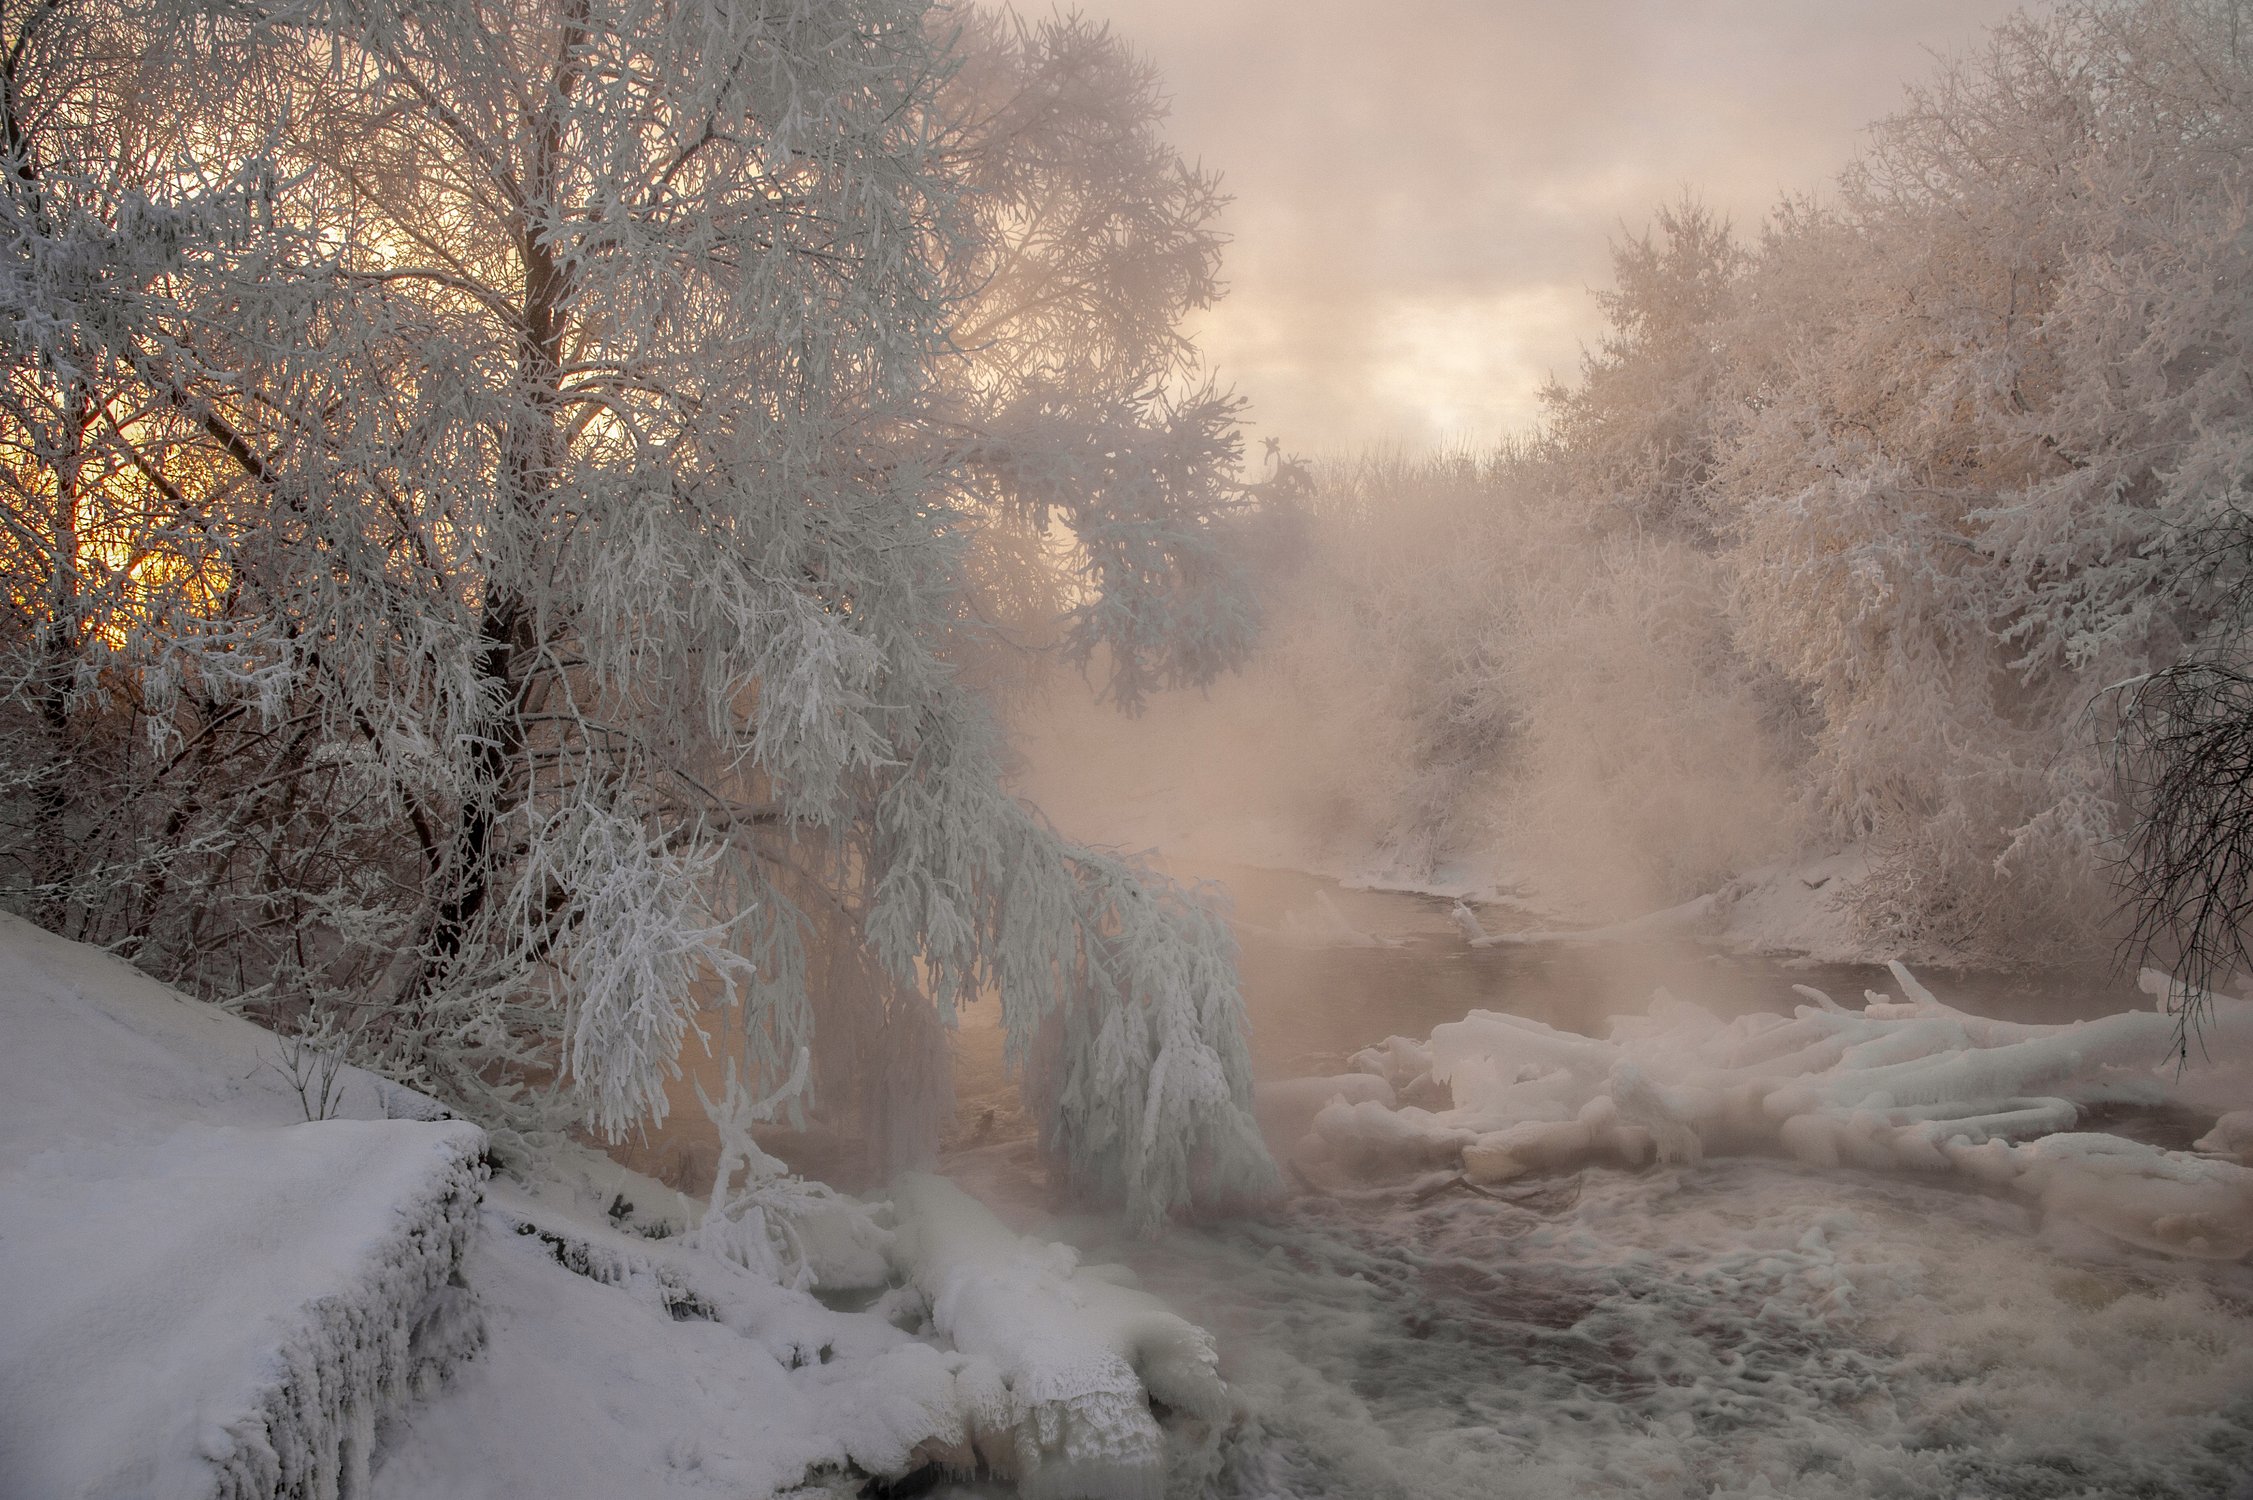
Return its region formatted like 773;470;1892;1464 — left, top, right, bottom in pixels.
1437;848;1872;958
0;911;445;1139
1704;848;1886;962
0;1119;486;1500
381;1163;1246;1499
1463;892;1720;948
891;1173;1235;1500
0;912;487;1500
0;915;1251;1499
370;1178;985;1498
1430;846;1953;967
1290;963;2253;1259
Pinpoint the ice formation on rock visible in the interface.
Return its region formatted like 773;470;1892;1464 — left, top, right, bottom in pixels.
890;1173;1236;1500
1296;962;2253;1259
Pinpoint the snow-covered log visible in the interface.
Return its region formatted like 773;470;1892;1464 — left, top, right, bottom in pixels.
889;1174;1233;1500
1293;966;2253;1259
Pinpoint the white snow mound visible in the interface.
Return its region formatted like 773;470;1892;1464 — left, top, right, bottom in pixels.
891;1173;1235;1500
0;913;486;1500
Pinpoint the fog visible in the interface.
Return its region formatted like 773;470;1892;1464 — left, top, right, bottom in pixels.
1013;452;1804;928
1005;1;2064;947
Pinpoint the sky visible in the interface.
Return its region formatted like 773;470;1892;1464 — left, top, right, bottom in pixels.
1081;0;2044;456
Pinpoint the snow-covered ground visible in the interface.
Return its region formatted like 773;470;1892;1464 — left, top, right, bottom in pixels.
0;913;487;1500
12;892;2250;1500
0;914;1236;1500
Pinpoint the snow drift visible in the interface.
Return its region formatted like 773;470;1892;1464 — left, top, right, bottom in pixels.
891;1173;1236;1500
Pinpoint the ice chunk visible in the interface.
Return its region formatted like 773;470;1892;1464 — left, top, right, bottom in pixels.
1305;1098;1478;1177
1977;1134;2253;1261
1268;961;2253;1259
2195;1111;2253;1164
1347;1034;1433;1087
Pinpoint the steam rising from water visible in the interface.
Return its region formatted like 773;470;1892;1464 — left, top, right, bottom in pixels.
1055;1163;2253;1499
1010;456;1807;925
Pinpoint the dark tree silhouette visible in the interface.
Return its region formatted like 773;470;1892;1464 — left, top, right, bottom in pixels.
2114;659;2253;1055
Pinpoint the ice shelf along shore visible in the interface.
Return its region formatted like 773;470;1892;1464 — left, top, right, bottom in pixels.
0;913;1241;1500
1271;960;2253;1261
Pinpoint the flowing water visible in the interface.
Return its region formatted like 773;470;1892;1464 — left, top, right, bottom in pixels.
941;870;2253;1500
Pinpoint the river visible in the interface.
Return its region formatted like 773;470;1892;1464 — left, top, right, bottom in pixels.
934;869;2253;1500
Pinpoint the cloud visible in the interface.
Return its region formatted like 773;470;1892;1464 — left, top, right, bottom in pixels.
1084;0;2042;453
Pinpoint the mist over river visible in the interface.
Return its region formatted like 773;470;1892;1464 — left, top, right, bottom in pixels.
930;872;2253;1500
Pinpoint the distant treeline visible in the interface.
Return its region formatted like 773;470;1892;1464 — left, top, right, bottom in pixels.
1257;0;2253;966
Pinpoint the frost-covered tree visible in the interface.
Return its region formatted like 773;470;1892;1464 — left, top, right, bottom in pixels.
0;0;295;959
1715;0;2253;956
1539;195;1748;542
932;8;1263;710
1215;0;2252;954
0;0;1275;1226
2113;654;2253;1039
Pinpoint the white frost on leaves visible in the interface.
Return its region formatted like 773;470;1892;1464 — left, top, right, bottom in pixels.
679;1046;893;1291
0;0;1277;1237
890;1173;1234;1500
1299;962;2253;1259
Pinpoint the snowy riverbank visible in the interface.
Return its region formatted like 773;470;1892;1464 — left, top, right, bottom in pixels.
0;915;1238;1500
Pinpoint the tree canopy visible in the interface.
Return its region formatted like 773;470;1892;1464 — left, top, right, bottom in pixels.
0;0;1280;1225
